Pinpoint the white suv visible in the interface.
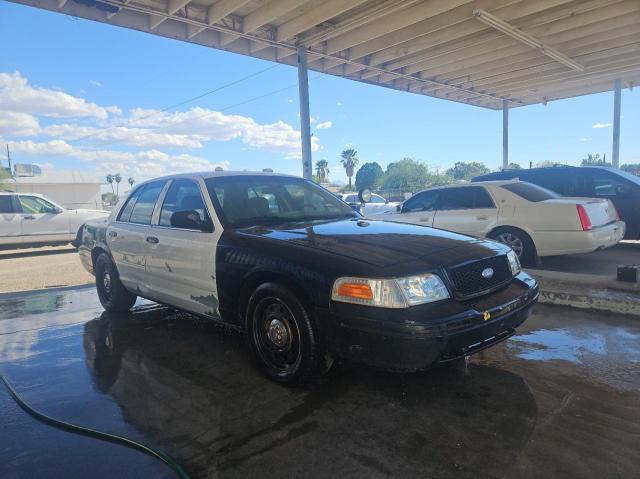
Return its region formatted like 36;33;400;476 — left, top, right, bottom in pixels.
0;192;109;248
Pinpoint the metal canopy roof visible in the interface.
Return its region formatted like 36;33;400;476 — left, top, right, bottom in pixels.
9;0;640;109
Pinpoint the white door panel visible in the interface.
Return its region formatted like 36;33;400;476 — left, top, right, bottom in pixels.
0;214;23;245
392;210;435;226
107;223;149;291
433;208;497;236
18;195;72;243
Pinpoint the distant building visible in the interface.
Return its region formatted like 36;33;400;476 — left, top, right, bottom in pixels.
9;165;103;210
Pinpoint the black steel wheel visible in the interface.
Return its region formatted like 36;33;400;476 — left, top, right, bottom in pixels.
247;283;331;384
95;253;137;312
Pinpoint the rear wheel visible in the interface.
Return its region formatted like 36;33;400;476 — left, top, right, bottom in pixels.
489;227;535;266
94;253;137;312
246;283;331;384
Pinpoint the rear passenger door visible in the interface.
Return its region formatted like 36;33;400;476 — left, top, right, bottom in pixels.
433;186;497;236
144;178;221;318
107;180;166;291
0;195;22;246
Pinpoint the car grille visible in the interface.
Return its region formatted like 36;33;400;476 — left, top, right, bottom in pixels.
447;255;512;299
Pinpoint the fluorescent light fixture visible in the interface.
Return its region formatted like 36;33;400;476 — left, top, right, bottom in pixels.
473;9;584;72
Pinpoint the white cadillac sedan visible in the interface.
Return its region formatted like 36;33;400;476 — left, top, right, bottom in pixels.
368;180;625;264
0;192;109;248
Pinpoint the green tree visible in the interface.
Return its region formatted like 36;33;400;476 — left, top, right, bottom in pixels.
315;159;330;183
621;163;640;176
446;161;490;181
581;153;610;167
380;158;431;191
127;177;135;187
535;160;556;168
506;162;522;170
101;192;117;205
355;162;383;190
340;148;359;190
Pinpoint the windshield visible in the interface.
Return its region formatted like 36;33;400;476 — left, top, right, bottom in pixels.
205;175;358;227
500;181;560;202
611;168;640;186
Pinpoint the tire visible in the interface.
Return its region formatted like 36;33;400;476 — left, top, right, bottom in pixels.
94;253;137;312
246;283;331;384
489;227;536;266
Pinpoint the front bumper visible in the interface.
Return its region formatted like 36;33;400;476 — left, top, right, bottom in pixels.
319;272;538;372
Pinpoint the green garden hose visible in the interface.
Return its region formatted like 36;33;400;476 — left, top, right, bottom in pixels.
1;374;191;479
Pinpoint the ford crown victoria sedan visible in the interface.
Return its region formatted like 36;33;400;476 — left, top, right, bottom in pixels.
79;172;539;384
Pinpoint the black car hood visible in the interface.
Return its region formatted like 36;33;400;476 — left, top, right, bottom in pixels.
235;218;506;269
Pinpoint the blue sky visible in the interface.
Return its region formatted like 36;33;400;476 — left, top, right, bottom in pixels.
1;1;638;188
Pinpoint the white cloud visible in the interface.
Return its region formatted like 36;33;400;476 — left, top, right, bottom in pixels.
316;120;332;130
89;80;102;87
6;139;221;180
0;71;117;119
579;137;590;142
0;111;40;136
592;122;612;129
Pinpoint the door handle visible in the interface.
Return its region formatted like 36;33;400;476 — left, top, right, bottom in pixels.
108;231;117;238
146;236;159;244
419;217;431;222
476;215;489;220
23;215;35;220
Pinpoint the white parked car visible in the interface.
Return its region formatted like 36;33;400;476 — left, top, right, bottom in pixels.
338;192;400;216
0;192;109;248
369;180;625;264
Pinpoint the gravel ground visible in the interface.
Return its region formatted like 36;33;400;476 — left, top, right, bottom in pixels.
0;245;94;293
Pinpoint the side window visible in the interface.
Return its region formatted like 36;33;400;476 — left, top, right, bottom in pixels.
128;181;165;225
474;187;495;208
18;196;57;214
438;188;476;210
0;196;15;213
370;195;386;204
159;179;212;230
402;191;439;213
592;173;629;197
117;187;142;222
343;194;357;203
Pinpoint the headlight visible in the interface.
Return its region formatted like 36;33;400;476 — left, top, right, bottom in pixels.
507;250;521;276
332;273;450;308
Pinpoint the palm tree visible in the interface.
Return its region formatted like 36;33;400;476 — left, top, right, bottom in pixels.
114;173;122;196
340;148;359;190
128;177;135;188
106;174;114;194
315;160;330;183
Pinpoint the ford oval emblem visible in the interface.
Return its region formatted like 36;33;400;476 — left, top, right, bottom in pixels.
482;267;494;279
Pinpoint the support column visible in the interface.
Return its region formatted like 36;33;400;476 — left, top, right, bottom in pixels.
612;79;621;168
297;46;312;180
502;100;509;170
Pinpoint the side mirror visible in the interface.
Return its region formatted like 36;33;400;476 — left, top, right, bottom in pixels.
616;184;631;195
170;210;209;231
358;188;372;204
53;207;63;214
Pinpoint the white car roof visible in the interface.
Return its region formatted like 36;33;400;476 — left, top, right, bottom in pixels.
411;179;521;196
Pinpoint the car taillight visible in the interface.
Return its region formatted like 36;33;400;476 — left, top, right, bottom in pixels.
577;204;592;231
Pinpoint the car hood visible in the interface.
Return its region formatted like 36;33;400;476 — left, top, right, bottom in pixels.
236;218;507;269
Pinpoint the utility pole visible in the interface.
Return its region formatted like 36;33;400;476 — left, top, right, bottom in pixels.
5;144;12;175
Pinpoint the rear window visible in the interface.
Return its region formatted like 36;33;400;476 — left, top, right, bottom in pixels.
500;182;559;202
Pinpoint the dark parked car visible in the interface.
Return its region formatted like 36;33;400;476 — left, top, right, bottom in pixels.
473;166;640;239
80;172;538;384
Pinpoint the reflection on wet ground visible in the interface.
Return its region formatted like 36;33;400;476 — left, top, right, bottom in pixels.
1;288;639;478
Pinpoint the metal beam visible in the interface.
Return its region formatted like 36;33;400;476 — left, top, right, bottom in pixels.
297;47;313;180
473;9;584;71
502;100;509;169
243;0;300;34
612;78;622;168
207;0;251;25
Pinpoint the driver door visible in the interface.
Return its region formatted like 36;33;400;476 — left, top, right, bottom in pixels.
392;190;440;226
17;195;72;243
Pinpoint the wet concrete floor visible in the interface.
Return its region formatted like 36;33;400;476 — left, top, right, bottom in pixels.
1;286;639;478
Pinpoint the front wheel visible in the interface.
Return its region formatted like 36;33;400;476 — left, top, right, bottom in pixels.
246;283;331;384
94;253;137;312
489;227;535;266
